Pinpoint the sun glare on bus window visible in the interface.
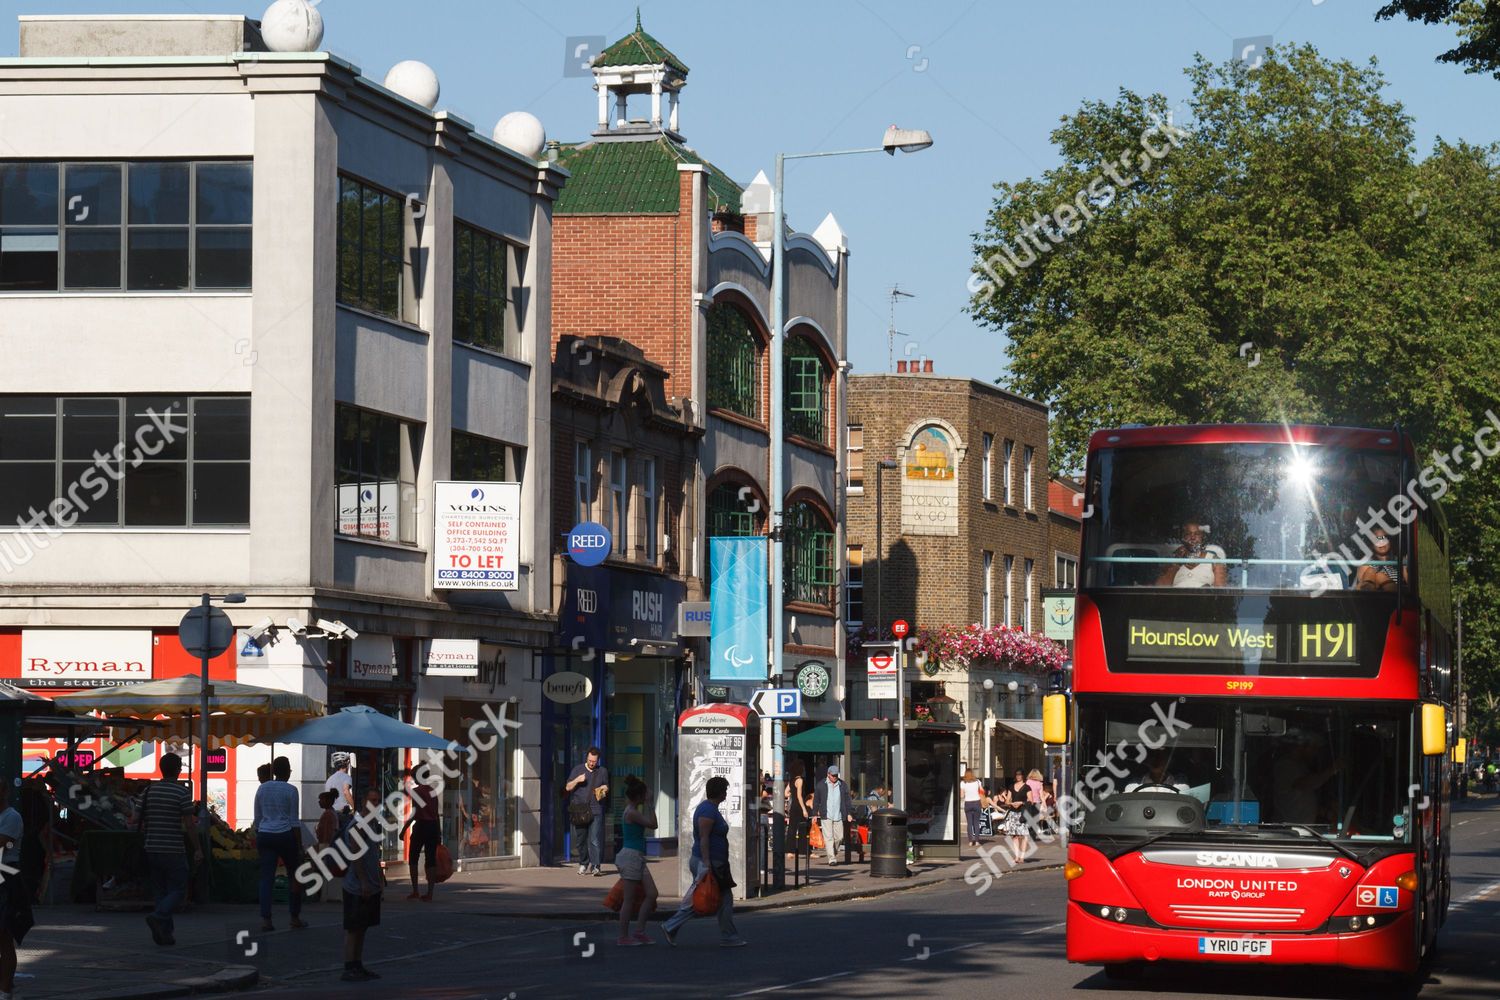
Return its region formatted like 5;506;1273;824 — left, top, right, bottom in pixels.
1286;455;1317;488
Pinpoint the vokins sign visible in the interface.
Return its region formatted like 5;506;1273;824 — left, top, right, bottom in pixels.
433;482;522;591
20;629;153;687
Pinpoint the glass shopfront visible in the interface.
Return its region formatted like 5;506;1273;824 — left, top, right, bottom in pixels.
441;700;516;859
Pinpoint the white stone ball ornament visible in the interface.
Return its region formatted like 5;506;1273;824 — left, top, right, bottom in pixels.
493;112;547;160
384;60;440;109
261;0;324;53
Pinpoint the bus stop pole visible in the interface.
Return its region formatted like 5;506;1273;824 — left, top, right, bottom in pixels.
896;643;907;811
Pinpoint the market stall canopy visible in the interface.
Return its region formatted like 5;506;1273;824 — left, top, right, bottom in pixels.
273;704;461;751
785;722;862;754
54;676;325;747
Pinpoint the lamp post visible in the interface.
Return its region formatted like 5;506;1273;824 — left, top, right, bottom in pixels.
768;125;932;886
873;458;899;636
982;677;994;781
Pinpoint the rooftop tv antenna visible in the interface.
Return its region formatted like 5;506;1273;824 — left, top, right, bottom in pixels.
888;284;915;373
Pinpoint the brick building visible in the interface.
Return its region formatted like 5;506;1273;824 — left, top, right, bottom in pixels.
543;17;849;860
846;369;1053;780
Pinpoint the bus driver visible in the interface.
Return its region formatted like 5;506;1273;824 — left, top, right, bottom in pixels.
1155;521;1229;588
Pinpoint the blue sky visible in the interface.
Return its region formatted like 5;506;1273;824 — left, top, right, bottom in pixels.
8;1;1494;381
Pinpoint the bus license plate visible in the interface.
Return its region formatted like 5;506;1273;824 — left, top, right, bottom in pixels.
1199;937;1271;956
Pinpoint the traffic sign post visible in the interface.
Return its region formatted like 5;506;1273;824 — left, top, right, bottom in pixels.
176;591;245;901
750;688;802;719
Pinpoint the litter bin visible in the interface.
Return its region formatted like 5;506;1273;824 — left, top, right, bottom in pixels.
869;807;910;878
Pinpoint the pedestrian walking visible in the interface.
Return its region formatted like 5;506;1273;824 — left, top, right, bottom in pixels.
137;752;199;947
563;747;609;876
324;753;355;813
615;776;659;946
341;788;385;982
0;782;33;1000
784;760;809;858
662;776;746;947
254;755;306;932
999;769;1033;861
401;766;442;901
960;769;986;848
811;765;854;865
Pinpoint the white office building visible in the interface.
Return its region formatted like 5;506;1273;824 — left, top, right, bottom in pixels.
0;12;562;867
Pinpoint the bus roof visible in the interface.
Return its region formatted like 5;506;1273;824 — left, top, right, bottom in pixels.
1087;424;1405;453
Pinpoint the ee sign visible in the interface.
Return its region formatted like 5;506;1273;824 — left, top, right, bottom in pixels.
567;521;612;567
434;482;522;591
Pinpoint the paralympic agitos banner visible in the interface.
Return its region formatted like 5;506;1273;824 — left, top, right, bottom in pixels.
709;537;768;681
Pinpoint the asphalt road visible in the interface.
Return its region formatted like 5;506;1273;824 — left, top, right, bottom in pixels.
245;796;1500;1000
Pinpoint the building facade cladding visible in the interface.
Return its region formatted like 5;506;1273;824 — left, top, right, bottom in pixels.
545;39;849;854
846;373;1052;777
0;17;560;867
846;374;1050;635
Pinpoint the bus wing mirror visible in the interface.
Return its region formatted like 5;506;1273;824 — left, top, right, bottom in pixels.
1421;703;1446;756
1043;693;1069;745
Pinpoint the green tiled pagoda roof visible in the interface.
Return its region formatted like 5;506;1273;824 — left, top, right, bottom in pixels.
553;137;743;215
594;12;689;75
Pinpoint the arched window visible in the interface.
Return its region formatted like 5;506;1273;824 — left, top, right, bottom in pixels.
707;481;764;537
707;303;760;419
784;498;834;605
784;336;828;443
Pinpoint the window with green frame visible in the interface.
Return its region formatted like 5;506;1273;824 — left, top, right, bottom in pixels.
337;176;404;319
454;221;508;353
707;481;763;537
706;303;760;419
784;499;834;605
784;338;827;443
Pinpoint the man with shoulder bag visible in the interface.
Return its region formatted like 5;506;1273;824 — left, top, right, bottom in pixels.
563;747;609;876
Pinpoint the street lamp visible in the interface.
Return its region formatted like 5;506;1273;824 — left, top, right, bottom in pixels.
768;125;932;885
982;677;995;780
873;458;899;636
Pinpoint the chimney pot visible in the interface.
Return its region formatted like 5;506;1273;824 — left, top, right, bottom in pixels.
924;359;934;373
896;360;908;373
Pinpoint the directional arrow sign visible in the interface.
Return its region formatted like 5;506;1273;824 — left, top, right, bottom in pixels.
750;688;801;719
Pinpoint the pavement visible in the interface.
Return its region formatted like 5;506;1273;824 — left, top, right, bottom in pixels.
18;834;1063;999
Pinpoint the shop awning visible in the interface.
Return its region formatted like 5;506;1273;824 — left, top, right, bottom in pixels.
993;718;1044;743
55;677;325;747
785;723;862;754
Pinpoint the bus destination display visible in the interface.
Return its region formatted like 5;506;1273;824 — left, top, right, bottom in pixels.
1127;619;1357;667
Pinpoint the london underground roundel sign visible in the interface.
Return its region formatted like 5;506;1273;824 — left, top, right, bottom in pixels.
566;521;612;566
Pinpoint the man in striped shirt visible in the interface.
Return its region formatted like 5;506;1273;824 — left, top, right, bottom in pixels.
138;753;199;947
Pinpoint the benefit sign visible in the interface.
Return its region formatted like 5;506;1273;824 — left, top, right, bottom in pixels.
433;482;522;591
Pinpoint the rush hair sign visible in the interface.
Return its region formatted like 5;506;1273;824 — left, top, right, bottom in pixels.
21;629;153;688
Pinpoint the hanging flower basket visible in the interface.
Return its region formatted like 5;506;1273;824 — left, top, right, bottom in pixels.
851;623;1065;676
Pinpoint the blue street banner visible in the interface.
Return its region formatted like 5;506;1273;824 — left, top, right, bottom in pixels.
709;537;768;681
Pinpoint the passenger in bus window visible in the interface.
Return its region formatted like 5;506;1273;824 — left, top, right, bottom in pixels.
1354;529;1401;591
1154;522;1228;587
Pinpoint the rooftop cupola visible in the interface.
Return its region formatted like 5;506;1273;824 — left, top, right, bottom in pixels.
590;9;689;140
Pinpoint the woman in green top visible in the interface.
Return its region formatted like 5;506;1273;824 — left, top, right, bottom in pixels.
616;776;659;946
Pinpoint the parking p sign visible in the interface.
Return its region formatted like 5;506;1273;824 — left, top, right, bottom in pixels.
750;688;801;719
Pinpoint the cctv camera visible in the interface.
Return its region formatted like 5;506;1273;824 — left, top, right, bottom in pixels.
286;617;307;635
246;617;275;641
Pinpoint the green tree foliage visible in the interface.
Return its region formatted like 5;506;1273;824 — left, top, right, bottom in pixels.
968;44;1500;700
1376;1;1500;79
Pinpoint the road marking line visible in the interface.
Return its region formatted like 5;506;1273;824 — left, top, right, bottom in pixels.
899;941;979;961
1457;819;1472;826
282;924;556;981
729;971;855;996
1449;880;1500;910
1022;921;1066;935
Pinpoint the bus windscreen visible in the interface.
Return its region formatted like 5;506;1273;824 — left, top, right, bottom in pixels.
1084;442;1405;592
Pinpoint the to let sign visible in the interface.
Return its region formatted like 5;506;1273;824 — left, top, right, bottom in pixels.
433;482;522;591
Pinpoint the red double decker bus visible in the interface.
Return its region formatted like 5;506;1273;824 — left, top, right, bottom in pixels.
1051;424;1456;983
